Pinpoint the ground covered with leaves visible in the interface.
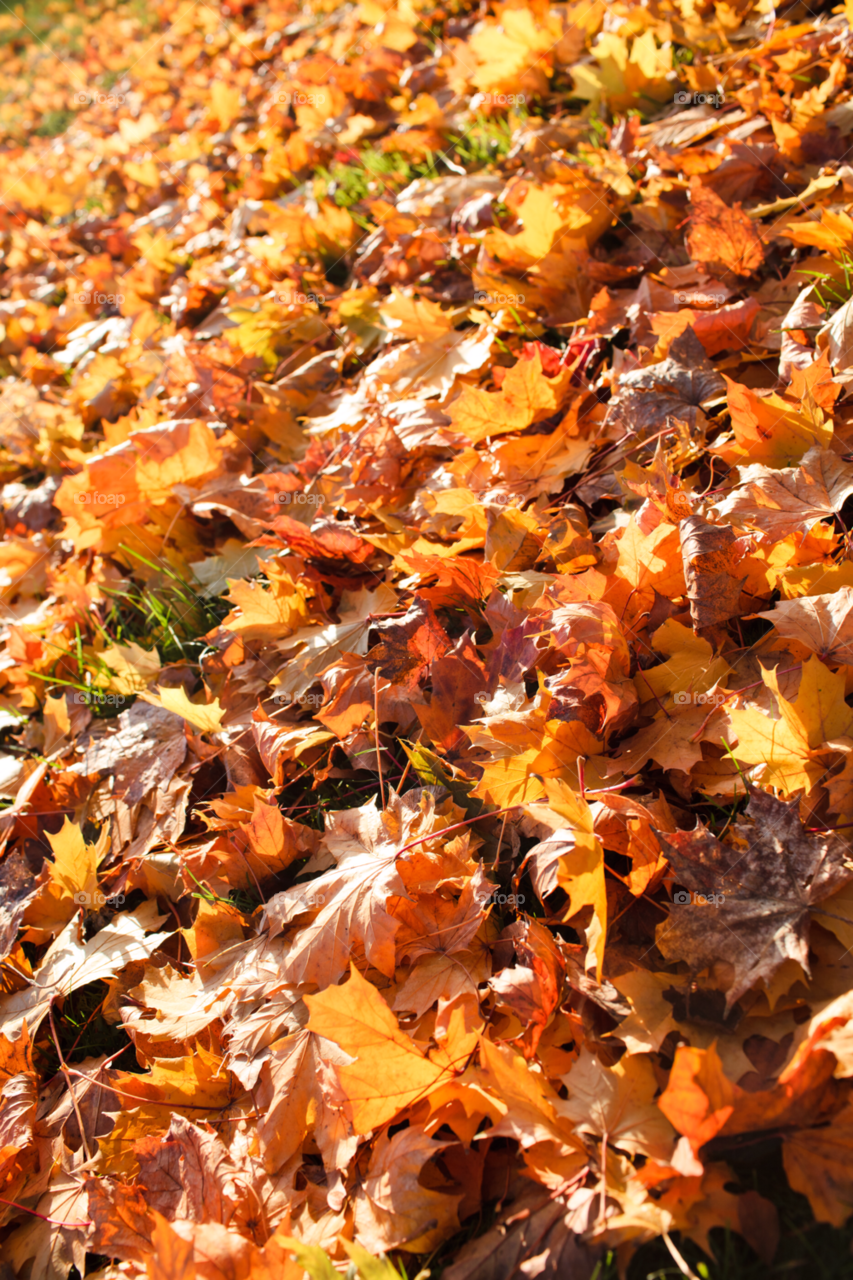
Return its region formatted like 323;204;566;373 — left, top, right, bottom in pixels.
8;0;853;1277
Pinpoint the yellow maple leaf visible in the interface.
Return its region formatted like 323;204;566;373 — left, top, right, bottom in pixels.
97;1048;234;1178
729;656;853;795
46;818;105;904
780;207;853;255
637;620;731;708
99;641;161;696
305;964;446;1133
476;1036;586;1155
24;819;110;935
473;748;546;808
379;289;458;342
468;9;562;97
449;350;573;444
140;685;225;734
540;778;607;977
713;378;833;469
221;561;312;640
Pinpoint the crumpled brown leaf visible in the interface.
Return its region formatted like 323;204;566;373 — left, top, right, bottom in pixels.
656;788;853;1008
680;515;748;632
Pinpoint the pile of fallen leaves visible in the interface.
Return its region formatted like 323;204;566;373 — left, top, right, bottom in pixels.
9;0;853;1276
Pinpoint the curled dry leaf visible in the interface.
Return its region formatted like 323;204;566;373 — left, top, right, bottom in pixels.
679;516;747;632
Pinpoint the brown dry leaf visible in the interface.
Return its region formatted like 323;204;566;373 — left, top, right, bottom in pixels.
656;788;853;1008
604;327;725;439
255;1026;357;1173
0;853;40;961
231;796;320;885
442;1185;602;1280
352;1126;462;1252
783;1103;853;1227
261;795;416;986
122;965;214;1043
68;701;187;808
680;516;747;632
609;695;730;778
133;1114;239;1225
85;1177;154;1264
558;1048;676;1160
6;1160;90;1280
488;916;564;1057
